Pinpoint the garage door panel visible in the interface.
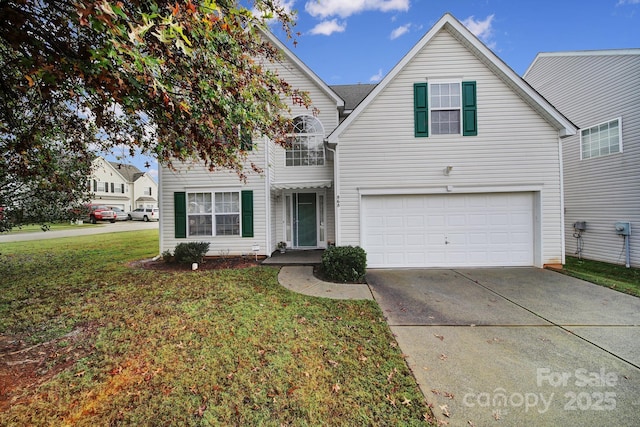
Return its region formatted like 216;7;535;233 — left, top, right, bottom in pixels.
363;193;534;268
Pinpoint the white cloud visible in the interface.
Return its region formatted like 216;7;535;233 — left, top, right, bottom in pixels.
390;23;411;39
309;19;347;35
305;0;409;19
617;0;640;4
462;14;496;49
370;68;384;82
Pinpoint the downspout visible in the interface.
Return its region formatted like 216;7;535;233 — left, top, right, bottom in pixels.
324;139;340;245
558;135;566;266
264;136;272;257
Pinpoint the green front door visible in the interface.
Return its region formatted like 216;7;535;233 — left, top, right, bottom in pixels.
295;193;317;247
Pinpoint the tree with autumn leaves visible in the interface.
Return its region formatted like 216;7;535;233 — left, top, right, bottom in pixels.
0;0;309;231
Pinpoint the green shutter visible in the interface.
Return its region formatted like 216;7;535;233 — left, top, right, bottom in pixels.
241;190;253;238
414;83;429;137
174;192;186;238
462;81;477;136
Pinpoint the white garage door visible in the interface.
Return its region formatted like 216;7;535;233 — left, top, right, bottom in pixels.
362;193;534;268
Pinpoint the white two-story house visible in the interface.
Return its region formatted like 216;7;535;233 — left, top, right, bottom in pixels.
158;14;576;268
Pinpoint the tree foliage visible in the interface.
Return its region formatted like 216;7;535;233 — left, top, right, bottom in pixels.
0;0;309;229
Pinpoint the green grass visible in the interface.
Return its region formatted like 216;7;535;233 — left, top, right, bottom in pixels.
2;221;100;234
0;231;434;426
559;256;640;297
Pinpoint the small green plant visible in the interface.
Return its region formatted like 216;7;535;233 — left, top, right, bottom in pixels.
161;249;173;262
173;242;210;265
321;245;367;283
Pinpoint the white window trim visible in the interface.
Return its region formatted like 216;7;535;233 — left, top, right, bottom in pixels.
428;79;463;136
579;117;623;160
186;189;242;237
285;115;326;167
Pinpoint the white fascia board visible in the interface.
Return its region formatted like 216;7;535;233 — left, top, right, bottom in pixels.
329;13;576;143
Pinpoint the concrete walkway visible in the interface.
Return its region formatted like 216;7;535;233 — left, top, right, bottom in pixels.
278;266;373;300
278;266;640;427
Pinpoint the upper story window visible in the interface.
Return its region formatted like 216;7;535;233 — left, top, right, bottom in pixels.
581;118;622;160
286;115;325;166
414;81;477;137
431;83;461;135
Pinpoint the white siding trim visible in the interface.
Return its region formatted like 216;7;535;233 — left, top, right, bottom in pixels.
558;136;566;265
358;185;545;196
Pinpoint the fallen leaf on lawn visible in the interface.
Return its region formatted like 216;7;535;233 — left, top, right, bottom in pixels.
440;404;450;417
401;397;411;406
493;410;501;420
386;394;396;407
327;359;339;367
387;368;398;383
358;355;368;362
431;389;441;395
439;353;448;361
331;383;340;393
434;334;445;341
195;404;207;417
74;370;85;377
444;391;455;399
467;421;475;426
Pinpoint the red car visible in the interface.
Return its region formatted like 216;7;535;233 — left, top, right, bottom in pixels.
86;204;116;224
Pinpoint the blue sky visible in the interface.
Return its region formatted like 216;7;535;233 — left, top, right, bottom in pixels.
274;0;640;84
111;0;640;178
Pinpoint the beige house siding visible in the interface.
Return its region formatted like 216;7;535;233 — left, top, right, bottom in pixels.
90;157;157;212
525;51;640;267
336;28;565;266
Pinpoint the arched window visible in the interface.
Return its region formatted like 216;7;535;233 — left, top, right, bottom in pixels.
286;115;325;166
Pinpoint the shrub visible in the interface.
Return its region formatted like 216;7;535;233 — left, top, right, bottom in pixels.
173;242;210;265
321;245;367;283
161;250;173;262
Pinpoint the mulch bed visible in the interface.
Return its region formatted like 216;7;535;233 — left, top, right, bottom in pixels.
131;256;265;272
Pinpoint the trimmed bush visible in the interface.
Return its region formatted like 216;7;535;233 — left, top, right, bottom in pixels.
173;242;210;265
321;245;367;283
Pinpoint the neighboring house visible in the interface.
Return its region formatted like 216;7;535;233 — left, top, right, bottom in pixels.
159;13;576;268
90;157;158;212
524;49;640;268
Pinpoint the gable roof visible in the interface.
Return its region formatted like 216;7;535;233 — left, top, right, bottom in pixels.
259;29;344;111
523;49;640;78
327;13;576;143
109;161;144;182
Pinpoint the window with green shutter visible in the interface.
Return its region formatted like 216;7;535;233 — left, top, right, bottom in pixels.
174;192;186;238
462;81;477;136
414;81;477;137
414;83;429;137
241;190;254;238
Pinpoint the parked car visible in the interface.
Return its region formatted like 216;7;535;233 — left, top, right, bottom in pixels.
109;207;129;221
86;204;116;224
128;207;159;222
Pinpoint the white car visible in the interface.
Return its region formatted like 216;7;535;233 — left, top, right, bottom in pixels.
128;207;159;222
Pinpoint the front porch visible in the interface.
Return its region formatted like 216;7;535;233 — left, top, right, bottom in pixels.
262;249;324;266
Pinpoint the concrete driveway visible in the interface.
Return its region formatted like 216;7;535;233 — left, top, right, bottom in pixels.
367;268;640;426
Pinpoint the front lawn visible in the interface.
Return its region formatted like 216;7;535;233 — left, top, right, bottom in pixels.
0;231;434;426
559;256;640;297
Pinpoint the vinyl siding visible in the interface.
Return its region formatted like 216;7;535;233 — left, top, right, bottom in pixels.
336;28;564;266
160;46;340;255
159;147;268;256
525;52;640;267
